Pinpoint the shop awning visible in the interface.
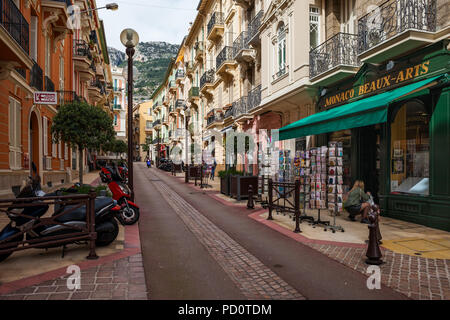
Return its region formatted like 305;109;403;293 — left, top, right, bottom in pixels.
279;74;446;141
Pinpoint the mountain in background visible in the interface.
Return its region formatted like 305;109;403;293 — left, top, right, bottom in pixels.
108;41;180;98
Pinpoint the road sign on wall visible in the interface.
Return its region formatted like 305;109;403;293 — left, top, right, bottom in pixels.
34;92;57;105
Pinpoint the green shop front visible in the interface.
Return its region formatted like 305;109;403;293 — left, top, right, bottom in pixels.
279;41;450;231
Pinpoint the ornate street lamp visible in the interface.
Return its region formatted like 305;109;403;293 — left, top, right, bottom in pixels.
184;107;190;183
120;28;139;201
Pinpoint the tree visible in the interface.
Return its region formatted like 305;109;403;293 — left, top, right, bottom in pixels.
51;101;115;185
105;138;128;159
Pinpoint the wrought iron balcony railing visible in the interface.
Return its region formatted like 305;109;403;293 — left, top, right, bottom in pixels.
153;119;161;127
247;84;261;112
233;31;249;58
275;66;286;79
200;69;215;89
207;112;224;126
233;96;248;118
357;0;436;54
30;61;43;90
207;12;224;36
309;32;359;79
216;46;234;71
57;91;80;105
176;69;185;79
189;87;199;99
73;40;92;59
247;10;264;43
224;105;234;118
44;76;54;92
176;99;184;109
0;0;29;53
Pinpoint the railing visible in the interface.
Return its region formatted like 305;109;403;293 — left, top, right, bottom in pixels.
153;119;161;127
0;192;98;260
57;91;80;105
200;69;215;89
44;76;54;92
207;111;224;126
233;96;248;118
233;31;249;58
224;105;234;118
185;60;194;73
0;0;29;53
247;10;264;43
309;33;359;79
73;39;92;59
113;104;122;110
30;61;43;90
194;41;204;58
247;84;261;112
176;69;185;79
276;67;286;79
216;46;234;71
207;12;224;36
189;87;199;99
357;0;436;54
176;99;184;109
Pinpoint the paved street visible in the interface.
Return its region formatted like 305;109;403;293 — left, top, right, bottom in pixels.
135;164;406;300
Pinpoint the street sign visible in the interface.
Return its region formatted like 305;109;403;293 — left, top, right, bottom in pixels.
34;92;57;105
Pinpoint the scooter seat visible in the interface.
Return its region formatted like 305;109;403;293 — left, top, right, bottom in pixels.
55;197;114;223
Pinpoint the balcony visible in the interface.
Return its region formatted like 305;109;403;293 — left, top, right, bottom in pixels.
200;69;215;95
207;12;224;42
29;61;43;91
247;10;263;46
73;40;94;81
169;80;176;92
232;96;249;120
188;87;199;103
154;101;162;111
162;95;169;106
168;105;175;115
207;111;224;128
185;60;194;76
113;104;122;110
223;105;234;119
309;33;360;86
0;0;33;69
153;119;161;129
41;0;73;42
194;41;204;62
357;0;438;63
175;69;185;83
57;91;80;105
216;46;236;77
247;85;261;113
233;31;256;63
88;79;103;103
175;99;184;111
44;76;55;92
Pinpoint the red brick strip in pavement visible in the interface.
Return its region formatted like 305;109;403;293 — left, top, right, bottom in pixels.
249;211;450;300
0;254;147;300
149;170;305;300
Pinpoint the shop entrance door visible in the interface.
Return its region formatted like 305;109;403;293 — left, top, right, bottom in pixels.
357;125;381;204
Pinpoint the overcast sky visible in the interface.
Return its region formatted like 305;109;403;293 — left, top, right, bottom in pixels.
96;0;199;50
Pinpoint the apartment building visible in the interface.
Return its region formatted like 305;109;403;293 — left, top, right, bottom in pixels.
137;100;154;161
111;66;127;140
0;0;113;197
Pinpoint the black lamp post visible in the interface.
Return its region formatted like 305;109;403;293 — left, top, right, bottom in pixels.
120;28;139;201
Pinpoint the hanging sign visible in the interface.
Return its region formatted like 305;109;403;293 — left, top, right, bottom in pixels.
34;92;58;105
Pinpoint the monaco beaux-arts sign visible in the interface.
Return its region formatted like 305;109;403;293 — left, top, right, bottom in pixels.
320;60;431;109
34;92;58;105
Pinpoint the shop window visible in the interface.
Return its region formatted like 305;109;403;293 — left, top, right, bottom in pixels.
390;100;430;195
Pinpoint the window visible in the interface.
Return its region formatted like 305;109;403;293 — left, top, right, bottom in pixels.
43;116;48;156
9;97;21;170
45;36;51;77
114;79;117;91
114;114;118;126
30;16;38;61
390;100;430;195
309;7;320;49
277;23;286;75
59;57;64;91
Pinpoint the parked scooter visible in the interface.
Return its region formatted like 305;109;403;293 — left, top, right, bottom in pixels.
100;164;140;225
0;165;121;263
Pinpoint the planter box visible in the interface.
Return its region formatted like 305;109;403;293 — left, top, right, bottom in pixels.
220;175;231;195
230;175;258;201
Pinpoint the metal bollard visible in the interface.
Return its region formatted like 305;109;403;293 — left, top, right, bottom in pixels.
365;211;383;265
247;185;255;209
267;179;273;220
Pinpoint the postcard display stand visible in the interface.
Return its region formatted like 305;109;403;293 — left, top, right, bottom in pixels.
294;151;315;223
326;142;345;233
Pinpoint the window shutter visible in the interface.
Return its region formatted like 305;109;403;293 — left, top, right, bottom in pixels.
9;98;21;169
58;141;62;159
43;117;48;156
30;16;38;61
65;143;68;160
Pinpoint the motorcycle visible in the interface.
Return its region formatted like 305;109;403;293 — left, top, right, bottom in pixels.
100;165;140;225
0;166;121;263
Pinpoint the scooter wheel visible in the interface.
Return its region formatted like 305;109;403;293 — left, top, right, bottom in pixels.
96;219;119;247
118;205;140;225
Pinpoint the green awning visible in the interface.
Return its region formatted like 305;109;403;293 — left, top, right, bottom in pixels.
279;75;446;141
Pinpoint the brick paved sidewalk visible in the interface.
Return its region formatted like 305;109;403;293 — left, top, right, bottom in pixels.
0;254;148;300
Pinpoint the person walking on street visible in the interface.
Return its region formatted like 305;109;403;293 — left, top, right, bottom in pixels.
147;158;151;168
210;159;217;181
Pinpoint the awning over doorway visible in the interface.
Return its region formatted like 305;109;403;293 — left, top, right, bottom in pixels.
278;74;446;141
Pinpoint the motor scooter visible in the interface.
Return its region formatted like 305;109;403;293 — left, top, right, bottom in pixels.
100;165;140;225
0;165;121;263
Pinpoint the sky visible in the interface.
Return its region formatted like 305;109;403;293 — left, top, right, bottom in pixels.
96;0;199;50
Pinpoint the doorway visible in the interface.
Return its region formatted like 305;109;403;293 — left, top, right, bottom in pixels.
29;111;40;176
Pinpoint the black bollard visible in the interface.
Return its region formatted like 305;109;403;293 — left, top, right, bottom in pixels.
247;185;255;209
365;211;383;265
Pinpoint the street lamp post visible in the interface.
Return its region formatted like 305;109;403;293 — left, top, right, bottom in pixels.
185;108;190;183
120;28;139;201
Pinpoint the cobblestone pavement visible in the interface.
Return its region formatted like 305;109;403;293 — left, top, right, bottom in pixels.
307;243;450;300
0;254;148;300
149;169;305;300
